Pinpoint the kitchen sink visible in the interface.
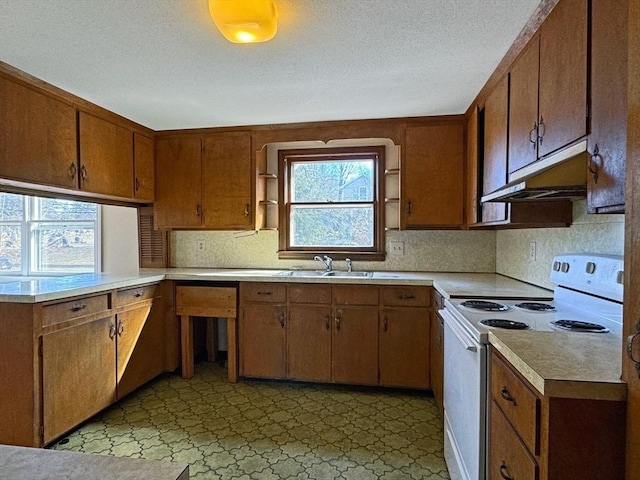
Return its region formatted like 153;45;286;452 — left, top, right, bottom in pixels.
276;270;372;278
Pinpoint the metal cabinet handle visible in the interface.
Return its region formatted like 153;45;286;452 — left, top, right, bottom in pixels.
537;116;546;144
406;200;412;215
398;292;415;300
195;204;202;217
335;316;342;331
80;165;88;181
109;323;117;340
133;291;143;298
135;178;141;191
499;462;514;480
529;121;538;150
501;387;517;406
383;316;388;332
117;320;124;336
69;162;77;180
279;312;286;328
324;315;331;330
257;291;272;296
70;303;86;312
244;203;250;217
626;322;640;378
589;144;602;184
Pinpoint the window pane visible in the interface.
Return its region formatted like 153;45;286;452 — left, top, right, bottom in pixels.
0;192;24;221
38;197;98;221
0;225;21;272
33;223;95;273
291;160;374;203
290;205;374;247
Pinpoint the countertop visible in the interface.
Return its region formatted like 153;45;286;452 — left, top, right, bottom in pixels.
489;329;626;401
0;445;188;480
0;268;552;303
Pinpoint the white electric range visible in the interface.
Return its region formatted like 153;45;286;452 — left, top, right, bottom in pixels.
439;254;624;480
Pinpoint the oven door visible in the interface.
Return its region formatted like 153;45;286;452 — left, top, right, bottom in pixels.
441;307;487;480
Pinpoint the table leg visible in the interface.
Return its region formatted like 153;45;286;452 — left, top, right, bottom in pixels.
227;316;237;383
180;315;194;379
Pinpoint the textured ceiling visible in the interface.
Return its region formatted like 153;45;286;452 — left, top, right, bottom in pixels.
0;0;541;130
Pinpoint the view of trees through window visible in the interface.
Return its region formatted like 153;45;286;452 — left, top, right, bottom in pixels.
289;158;375;247
0;192;98;274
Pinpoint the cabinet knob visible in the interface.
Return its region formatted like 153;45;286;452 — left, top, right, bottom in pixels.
279;312;286;328
109;323;117;340
383;316;388;332
117;320;124;336
244;203;250;217
499;462;514;480
335;316;342;331
588;144;602;184
80;165;88;181
68;162;77;180
529;122;538;150
537;116;546;145
324;315;331;330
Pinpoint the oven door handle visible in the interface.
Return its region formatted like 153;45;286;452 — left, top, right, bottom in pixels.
441;308;478;352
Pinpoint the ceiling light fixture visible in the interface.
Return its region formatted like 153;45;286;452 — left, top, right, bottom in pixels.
208;0;278;44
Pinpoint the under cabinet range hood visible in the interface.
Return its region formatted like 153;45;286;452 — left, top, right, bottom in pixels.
481;140;588;203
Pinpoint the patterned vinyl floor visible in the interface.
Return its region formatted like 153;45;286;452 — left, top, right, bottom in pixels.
51;362;450;480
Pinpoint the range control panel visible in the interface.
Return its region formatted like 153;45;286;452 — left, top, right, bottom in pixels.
550;254;623;302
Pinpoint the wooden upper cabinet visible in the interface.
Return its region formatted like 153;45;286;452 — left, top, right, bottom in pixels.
403;123;465;228
508;36;540;175
202;131;253;229
482;76;509;223
133;133;155;202
0;76;77;189
78;112;134;198
509;0;588;175
154;136;203;229
537;0;588;158
587;0;628;214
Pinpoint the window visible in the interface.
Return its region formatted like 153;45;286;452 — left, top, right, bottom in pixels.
278;146;385;260
0;192;100;275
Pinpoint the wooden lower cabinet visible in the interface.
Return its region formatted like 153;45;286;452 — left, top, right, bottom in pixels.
379;308;429;388
332;305;379;385
429;289;444;410
42;316;116;445
240;303;287;379
489;349;625;480
239;282;431;389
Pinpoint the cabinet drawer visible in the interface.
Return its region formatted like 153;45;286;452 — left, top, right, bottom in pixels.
382;286;430;307
176;286;237;317
42;294;110;327
289;284;331;304
116;283;158;307
489;400;538;480
333;285;379;305
240;283;286;303
491;350;540;454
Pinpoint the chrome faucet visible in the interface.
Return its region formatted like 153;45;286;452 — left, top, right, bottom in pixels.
345;258;353;272
314;255;333;272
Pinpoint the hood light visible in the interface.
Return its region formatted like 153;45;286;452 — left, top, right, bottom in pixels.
209;0;278;44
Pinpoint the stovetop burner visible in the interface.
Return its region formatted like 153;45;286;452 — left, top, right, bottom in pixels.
461;300;509;312
514;302;556;312
551;319;610;333
480;319;530;330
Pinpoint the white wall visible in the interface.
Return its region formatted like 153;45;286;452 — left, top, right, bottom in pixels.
101;205;139;274
496;200;625;289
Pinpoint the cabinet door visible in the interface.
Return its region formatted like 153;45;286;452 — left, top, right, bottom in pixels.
332;306;378;385
587;0;628;213
379;308;429;389
288;305;332;382
42;316;116;444
134;133;155;202
508;36;540;175
429;310;444;409
116;300;166;399
202;132;253;229
0;77;77;189
482;77;508;223
154;136;202;228
78;112;134;198
537;0;588;158
403;123;465;228
240;304;286;379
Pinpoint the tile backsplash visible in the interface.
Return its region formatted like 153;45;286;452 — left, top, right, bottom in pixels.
496;200;625;289
171;229;497;273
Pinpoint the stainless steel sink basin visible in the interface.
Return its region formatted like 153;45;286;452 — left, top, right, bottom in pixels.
322;271;373;278
276;270;372;278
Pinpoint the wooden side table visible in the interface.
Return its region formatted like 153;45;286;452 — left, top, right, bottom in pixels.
175;286;237;382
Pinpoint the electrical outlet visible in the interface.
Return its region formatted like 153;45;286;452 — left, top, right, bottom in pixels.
529;241;536;261
197;240;205;252
390;241;405;256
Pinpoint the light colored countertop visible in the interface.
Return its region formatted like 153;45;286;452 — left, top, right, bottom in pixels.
0;268;552;303
0;445;188;480
489;330;626;401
